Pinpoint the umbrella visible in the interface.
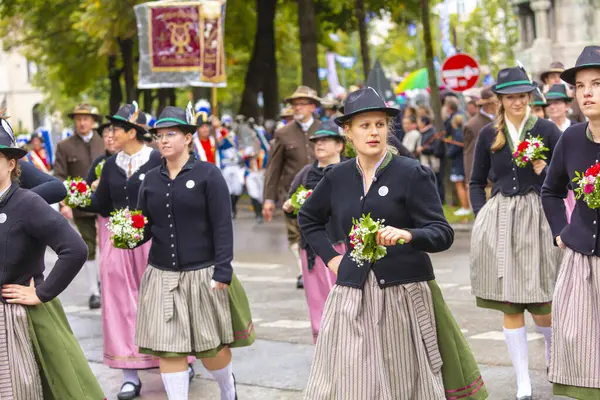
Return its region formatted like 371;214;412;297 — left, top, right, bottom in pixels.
396;68;429;93
366;60;396;103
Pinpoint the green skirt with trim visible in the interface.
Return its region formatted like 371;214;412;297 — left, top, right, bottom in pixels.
429;281;488;399
140;274;255;358
26;298;105;400
554;383;600;399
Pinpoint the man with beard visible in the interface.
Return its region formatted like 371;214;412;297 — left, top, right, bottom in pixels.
263;86;321;289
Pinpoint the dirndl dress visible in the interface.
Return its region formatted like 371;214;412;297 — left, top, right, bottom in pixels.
470;192;560;309
97;216;110;253
300;243;345;343
0;298;105;399
304;271;487;400
564;190;576;223
135;266;255;357
100;240;160;369
550;248;600;399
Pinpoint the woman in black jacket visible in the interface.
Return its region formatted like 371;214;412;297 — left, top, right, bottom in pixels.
298;88;486;399
469;66;561;400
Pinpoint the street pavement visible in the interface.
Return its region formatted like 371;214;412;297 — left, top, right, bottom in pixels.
54;208;567;399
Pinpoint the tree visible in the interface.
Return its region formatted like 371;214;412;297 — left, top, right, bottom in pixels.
355;0;370;80
421;0;444;131
297;0;321;94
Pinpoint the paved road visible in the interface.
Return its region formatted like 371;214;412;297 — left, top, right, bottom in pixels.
54;208;566;399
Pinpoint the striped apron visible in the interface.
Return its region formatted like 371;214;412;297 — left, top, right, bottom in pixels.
135;266;234;354
550;248;600;390
304;272;446;400
470;192;559;304
0;303;43;399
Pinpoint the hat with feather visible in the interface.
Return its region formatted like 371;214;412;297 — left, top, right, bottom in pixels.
0;109;26;159
149;102;208;134
106;102;151;141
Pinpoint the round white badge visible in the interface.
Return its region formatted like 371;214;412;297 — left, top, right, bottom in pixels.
138;173;145;181
0;213;7;224
378;186;389;197
186;180;195;189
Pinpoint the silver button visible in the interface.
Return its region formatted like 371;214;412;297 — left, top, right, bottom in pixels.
373;177;378;182
594;235;596;239
168;214;171;218
512;168;515;171
166;204;169;207
513;186;516;190
170;224;173;228
172;262;176;266
360;196;364;201
593;250;595;254
171;244;174;248
595;221;597;225
379;279;385;285
166;193;170;197
513;177;516;180
168;183;171;187
172;254;175;258
170;234;174;238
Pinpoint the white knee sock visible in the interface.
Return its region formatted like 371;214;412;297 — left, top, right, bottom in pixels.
121;369;140;391
86;260;100;296
289;243;303;275
209;362;235;400
161;371;189;400
504;326;531;397
536;325;552;367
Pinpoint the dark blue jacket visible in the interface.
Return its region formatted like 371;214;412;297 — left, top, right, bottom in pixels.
137;156;234;284
298;152;453;289
470;117;561;214
19;160;67;204
542;122;600;255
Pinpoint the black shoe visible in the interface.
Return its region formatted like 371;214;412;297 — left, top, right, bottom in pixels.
233;374;238;400
256;215;263;225
117;381;142;400
296;275;303;289
516;395;532;400
189;363;195;382
89;295;101;309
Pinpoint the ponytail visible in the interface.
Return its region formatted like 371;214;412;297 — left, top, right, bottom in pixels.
491;100;506;152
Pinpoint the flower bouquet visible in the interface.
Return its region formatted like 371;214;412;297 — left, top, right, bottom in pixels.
290;185;313;215
63;177;92;208
106;208;147;249
95;159;105;179
573;162;600;208
348;213;405;267
513;136;549;168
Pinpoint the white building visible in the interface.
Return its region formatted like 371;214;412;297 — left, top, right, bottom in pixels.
0;42;44;133
511;0;600;81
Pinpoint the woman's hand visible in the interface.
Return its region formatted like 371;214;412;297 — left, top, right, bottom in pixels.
376;226;412;246
2;279;41;305
91;179;100;191
282;199;294;213
327;255;342;275
415;146;424;155
556;235;566;249
532;160;547;176
211;280;229;291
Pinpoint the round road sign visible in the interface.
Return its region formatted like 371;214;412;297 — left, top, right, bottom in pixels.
441;53;480;92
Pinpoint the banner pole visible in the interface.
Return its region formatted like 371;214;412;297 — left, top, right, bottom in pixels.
212;87;218;116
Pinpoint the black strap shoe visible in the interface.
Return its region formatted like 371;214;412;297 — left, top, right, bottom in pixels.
89;294;101;309
189;364;195;382
233;374;238;400
296;275;304;289
117;381;142;400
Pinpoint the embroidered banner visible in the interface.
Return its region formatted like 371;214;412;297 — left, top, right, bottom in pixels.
135;0;227;89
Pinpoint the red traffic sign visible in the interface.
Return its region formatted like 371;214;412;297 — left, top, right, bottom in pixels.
441;53;480;92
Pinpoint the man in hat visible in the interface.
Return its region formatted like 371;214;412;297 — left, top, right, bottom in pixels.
463;86;498;185
54;103;104;309
541;61;586;123
546;83;575;131
320;98;341;122
276;107;294;130
263;86;321;289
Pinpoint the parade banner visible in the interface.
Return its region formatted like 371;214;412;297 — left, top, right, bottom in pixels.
134;0;227;89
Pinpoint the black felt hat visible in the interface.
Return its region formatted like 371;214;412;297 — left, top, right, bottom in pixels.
149;104;206;134
492;66;536;95
0;115;26;159
545;84;573;102
309;120;345;141
561;46;600;85
334;87;399;127
106;103;148;138
530;87;548;108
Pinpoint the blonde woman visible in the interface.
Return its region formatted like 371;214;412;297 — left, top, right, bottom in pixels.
469;66;562;400
299;88;486;399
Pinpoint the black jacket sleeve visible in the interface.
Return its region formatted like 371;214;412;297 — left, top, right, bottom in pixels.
135;178;153;246
24;195;88;302
206;167;234;284
469;128;492;215
405;165;454;252
541;134;569;240
18;160;67;204
298;173;340;264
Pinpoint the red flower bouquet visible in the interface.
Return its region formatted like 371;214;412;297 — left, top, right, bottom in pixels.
512;136;549;168
63;177;92;208
573;162;600;208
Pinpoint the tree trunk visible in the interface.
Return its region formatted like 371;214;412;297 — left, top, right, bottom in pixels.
119;37;136;103
421;0;444;131
356;0;370;80
142;90;153;114
238;0;278;119
168;89;176;106
297;0;320;95
157;89;170;115
108;55;122;115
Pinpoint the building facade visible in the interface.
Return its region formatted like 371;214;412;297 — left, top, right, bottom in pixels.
511;0;600;82
0;41;44;133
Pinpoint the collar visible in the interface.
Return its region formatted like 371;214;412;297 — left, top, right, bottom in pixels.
298;116;315;132
78;131;94;143
160;153;197;178
505;107;530;138
118;145;150;160
479;110;495;121
503;109;538;151
355;151;392;178
0;181;19;207
552;117;571;132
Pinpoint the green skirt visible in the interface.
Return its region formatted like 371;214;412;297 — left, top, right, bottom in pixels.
554;383;600;399
140;273;255;358
26;298;105;400
429;281;488;399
